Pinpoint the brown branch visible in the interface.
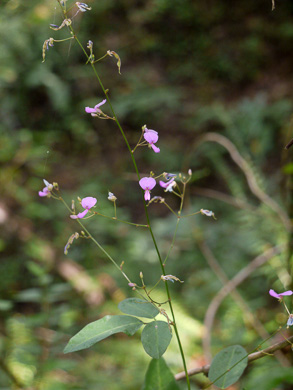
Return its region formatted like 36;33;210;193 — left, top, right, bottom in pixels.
198;240;272;343
193;187;257;212
202;245;288;364
197;133;292;233
175;334;293;381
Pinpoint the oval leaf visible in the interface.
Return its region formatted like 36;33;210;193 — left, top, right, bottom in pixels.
118;298;159;319
141;321;172;359
143;358;180;390
64;315;143;354
208;345;248;389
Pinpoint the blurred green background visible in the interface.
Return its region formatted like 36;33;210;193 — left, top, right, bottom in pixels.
1;0;293;388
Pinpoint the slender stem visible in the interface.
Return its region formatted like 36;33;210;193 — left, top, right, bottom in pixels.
93;211;148;227
59;198;130;282
163;218;180;265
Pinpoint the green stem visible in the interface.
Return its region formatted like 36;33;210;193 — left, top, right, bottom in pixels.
93;211;147;228
59;198;130;281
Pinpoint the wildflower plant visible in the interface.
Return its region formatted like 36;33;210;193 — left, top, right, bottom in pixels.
39;1;293;388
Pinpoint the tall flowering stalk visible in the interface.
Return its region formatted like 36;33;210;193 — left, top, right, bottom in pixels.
39;1;293;389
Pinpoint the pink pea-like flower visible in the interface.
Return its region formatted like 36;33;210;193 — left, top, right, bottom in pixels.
159;178;175;192
85;99;107;116
144;132;160;153
269;289;293;299
39;179;53;197
70;196;97;219
144;127;160;153
139;177;156;201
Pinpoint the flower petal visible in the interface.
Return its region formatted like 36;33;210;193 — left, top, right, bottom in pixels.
139;177;156;190
144;131;158;144
95;99;107;109
144;127;158;135
159;178;174;188
269;289;280;298
81;197;97;209
144;190;151;201
70;209;89;219
39;187;50;197
85;107;96;114
151;144;160;153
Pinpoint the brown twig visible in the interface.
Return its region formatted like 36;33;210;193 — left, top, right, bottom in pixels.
199;242;289;366
197;133;292;233
193;187;257;212
175;334;293;381
202;245;284;361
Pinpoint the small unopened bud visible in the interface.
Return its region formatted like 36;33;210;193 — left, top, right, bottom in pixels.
81;231;86;236
128;283;137;287
140;272;143;279
77;197;82;202
188;169;192;176
71;200;75;210
53;182;59;190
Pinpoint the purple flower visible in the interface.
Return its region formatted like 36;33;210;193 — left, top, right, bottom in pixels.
39;179;53;197
144;131;160;153
70;196;97;219
85;100;107;116
139;177;156;201
269;289;293;299
143;127;160;153
159;178;176;192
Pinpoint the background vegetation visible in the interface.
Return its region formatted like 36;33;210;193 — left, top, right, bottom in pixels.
1;0;293;388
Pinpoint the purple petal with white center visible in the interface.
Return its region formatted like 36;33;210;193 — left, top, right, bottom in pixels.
139;177;156;190
81;197;97;209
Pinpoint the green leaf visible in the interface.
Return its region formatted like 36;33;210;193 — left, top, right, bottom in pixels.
141;321;172;359
64;315;143;353
118;298;159;319
143;358;180;390
208;345;248;389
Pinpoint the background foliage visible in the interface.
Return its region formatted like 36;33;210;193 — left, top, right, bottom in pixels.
1;0;293;388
